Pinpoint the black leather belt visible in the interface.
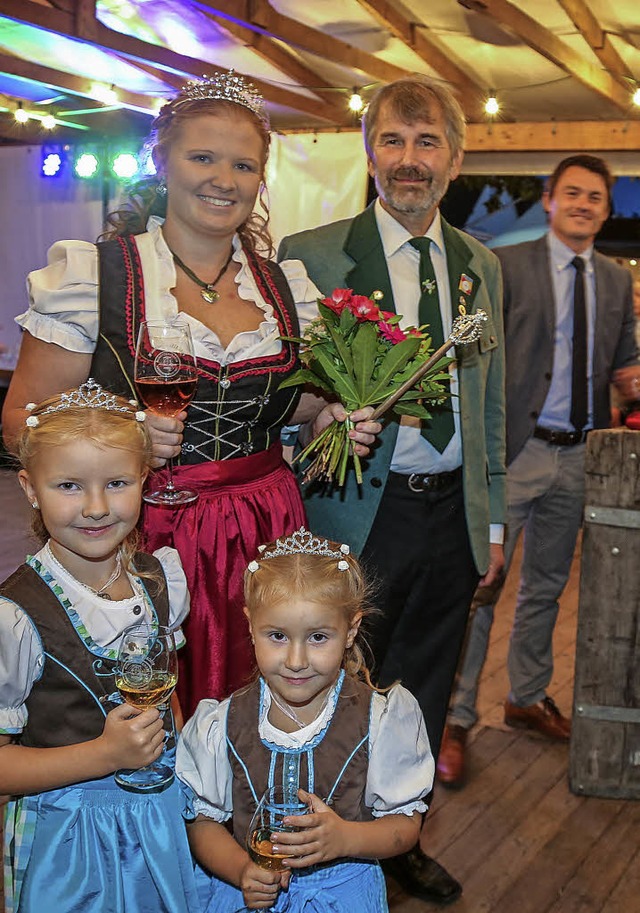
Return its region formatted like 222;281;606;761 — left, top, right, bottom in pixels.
388;466;462;493
533;426;589;446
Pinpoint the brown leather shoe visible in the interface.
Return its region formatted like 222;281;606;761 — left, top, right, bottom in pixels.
437;724;468;787
504;695;571;741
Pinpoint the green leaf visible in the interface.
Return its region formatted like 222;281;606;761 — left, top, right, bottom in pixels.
351;322;378;401
278;370;334;394
327;323;355;379
313;347;359;404
394;401;432;419
364;336;422;403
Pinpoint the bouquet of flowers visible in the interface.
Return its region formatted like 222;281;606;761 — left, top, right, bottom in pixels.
279;288;453;486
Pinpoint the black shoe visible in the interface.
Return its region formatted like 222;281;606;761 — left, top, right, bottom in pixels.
383;847;462;904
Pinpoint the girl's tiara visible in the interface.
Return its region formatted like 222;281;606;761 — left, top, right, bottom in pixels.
166;70;269;129
25;379;146;428
248;527;351;573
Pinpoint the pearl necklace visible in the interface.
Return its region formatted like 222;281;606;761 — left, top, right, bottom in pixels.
45;544;123;600
269;689;331;731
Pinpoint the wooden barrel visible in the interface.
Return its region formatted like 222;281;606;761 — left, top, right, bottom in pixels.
569;428;640;798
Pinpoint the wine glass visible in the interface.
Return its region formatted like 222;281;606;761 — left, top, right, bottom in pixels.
135;318;198;505
114;621;178;792
246;786;309;871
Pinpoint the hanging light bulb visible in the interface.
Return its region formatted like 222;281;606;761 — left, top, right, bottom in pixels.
15;102;29;124
42;113;57;130
348;90;364;114
91;83;119;106
632;86;640;107
484;92;500;116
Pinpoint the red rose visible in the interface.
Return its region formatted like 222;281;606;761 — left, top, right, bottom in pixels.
348;295;380;321
320;288;353;315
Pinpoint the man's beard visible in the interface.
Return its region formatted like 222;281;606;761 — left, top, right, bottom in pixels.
374;165;450;215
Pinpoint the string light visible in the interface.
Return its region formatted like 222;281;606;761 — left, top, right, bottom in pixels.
41;113;56;130
484;92;500;116
632;86;640;107
91;83;119;106
15;102;29;124
348;89;364;114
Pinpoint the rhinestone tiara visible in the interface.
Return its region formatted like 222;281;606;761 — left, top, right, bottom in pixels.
25;379;145;428
248;527;351;573
171;70;269;129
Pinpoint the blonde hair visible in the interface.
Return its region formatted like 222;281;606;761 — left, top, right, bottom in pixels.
243;546;376;687
103;98;274;258
18;391;154;577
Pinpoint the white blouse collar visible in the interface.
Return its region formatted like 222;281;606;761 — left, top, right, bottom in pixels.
144;217;280;364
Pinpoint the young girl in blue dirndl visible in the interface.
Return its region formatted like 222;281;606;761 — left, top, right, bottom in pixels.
177;527;434;912
0;382;200;913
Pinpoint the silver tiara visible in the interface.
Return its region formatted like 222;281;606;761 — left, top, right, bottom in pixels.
172;70;269;129
25;379;145;428
248;527;350;573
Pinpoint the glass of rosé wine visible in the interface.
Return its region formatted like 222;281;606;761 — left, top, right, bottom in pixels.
134;318;198;505
246;787;309;871
114;621;178;792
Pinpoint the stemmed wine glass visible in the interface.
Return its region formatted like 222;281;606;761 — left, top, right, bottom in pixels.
135;318;198;505
246;786;309;871
114;621;178;792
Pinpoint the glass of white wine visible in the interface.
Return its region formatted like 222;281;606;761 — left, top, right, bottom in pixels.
114;621;178;792
246;787;309;871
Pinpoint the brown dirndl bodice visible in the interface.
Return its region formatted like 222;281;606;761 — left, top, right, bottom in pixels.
226;674;374;847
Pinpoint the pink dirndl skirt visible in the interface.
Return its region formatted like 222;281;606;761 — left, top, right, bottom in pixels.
142;443;306;717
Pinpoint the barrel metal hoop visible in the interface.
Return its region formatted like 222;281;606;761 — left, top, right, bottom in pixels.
575;703;640;724
584;505;640;529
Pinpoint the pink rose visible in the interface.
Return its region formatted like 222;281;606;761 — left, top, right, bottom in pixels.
379;321;408;344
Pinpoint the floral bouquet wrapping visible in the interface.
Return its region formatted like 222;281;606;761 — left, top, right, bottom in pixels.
279;288;453;486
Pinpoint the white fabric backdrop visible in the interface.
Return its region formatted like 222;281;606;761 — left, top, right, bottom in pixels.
0;135;368;371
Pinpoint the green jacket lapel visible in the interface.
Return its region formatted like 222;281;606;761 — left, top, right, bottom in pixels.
343;204;396;313
442;218;482;315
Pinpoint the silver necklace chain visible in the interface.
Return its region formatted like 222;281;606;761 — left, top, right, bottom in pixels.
269;688;330;730
45;544;123;600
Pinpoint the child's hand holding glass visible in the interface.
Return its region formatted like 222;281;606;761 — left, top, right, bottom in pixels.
269;788;352;868
98;704;165;774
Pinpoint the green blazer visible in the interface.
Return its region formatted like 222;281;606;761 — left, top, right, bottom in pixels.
278;203;506;574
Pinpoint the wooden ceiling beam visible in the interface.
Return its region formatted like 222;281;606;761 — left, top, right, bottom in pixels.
457;0;633;114
193;0;409;85
0;49;157;113
205;13;349;123
0;0;339;123
355;0;485;115
466;119;640;152
556;0;635;85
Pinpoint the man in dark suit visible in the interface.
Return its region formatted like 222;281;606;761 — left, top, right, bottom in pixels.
279;75;506;903
438;154;640;788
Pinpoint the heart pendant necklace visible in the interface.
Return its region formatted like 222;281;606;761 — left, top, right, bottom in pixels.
171;248;234;303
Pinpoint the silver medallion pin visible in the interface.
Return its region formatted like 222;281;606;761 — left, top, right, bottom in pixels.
422;278;437;295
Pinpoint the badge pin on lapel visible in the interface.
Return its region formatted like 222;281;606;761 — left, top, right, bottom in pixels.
458;273;474;316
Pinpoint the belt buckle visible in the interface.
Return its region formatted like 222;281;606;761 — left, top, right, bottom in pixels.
408;473;427;492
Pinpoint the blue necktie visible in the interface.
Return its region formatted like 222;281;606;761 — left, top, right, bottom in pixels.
410;237;454;452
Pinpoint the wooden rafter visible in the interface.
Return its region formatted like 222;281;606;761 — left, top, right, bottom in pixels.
466;119;640;152
457;0;633;114
0;50;157;113
192;0;409;85
555;0;635;86
0;0;340;123
204;12;348;123
355;0;485;116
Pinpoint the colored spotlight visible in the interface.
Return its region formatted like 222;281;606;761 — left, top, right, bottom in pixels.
112;152;139;179
75;152;99;178
42;152;62;177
